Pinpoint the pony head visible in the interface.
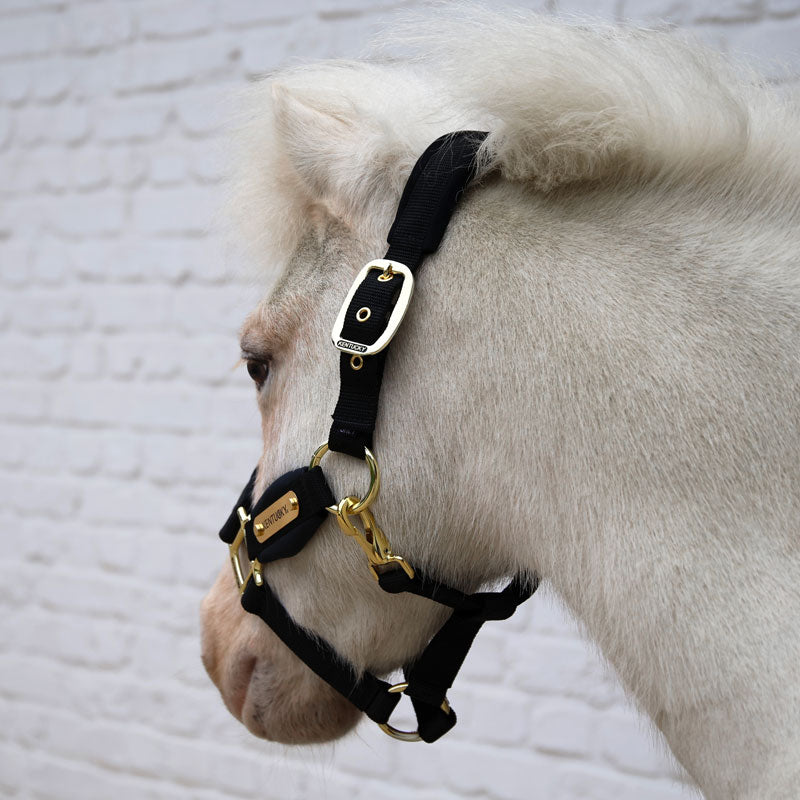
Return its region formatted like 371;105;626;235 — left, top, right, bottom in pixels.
201;10;773;744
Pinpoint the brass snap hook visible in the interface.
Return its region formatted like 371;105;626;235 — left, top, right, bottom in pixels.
332;498;415;582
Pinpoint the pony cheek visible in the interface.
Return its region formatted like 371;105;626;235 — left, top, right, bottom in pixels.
200;564;361;744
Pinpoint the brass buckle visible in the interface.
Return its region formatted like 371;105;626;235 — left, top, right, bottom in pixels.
228;507;263;594
330;259;414;356
378;682;451;742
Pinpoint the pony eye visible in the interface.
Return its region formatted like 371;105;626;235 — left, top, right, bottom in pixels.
245;359;269;390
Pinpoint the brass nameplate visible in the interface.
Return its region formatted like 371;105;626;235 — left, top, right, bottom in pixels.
253;491;299;542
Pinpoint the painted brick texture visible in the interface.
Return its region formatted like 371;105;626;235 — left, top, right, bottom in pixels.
0;2;797;799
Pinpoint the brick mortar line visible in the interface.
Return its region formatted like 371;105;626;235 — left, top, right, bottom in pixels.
0;713;271;798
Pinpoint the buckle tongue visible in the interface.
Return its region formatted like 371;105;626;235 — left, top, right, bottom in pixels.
331;259;414;357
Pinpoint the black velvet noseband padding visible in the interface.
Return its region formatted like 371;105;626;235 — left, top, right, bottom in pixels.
245;466;334;564
218;466;335;565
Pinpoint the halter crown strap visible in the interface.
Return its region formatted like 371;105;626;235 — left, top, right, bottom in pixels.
328;131;488;458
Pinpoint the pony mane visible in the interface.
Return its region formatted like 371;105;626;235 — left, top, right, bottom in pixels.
228;7;800;270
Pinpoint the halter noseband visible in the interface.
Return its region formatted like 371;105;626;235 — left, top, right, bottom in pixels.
218;131;538;743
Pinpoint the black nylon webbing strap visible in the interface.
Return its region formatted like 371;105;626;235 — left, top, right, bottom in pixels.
378;569;537;618
329;131;488;458
401;576;535;742
375;570;536;741
384;131;488;267
241;578;401;724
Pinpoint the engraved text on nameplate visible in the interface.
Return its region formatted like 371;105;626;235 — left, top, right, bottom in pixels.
253;491;299;543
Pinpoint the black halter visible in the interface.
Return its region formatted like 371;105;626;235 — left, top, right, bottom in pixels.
219;131;538;743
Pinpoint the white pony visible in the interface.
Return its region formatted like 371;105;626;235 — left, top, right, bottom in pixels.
201;10;800;798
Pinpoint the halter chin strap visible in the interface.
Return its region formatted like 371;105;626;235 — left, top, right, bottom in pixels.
219;131;538;743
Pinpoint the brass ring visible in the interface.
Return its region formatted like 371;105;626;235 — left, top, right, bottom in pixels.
377;682;451;742
350;355;363;371
309;442;380;515
356;307;371;322
378;723;422;743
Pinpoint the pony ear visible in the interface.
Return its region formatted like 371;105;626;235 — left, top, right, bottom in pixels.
271;84;353;201
270;80;403;226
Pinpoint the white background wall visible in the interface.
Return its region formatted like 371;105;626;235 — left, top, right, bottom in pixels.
0;2;797;799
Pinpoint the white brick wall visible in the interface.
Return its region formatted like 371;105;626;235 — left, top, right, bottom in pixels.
0;2;797;798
